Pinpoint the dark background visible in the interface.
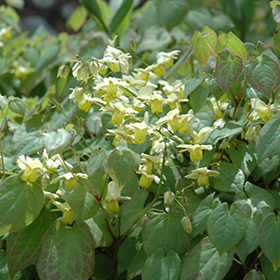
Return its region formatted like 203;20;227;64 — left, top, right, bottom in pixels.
0;0;81;34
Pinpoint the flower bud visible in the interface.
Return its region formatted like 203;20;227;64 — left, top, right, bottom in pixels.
89;61;99;76
41;173;50;188
57;65;70;78
62;209;75;225
181;216;192;234
164;191;175;204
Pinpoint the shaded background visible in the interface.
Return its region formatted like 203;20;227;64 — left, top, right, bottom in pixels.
0;0;80;34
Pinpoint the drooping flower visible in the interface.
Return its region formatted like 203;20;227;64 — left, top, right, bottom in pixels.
104;181;130;212
51;172;88;190
185;167;219;186
177;144;213;162
17;155;45;182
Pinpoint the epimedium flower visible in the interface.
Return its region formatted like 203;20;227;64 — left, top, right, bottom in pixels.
104;181;130;212
249;98;280;123
156;50;180;68
93;77;130;103
17;155;46;182
185;167;219;186
99;45;131;74
130;112;153;144
138;170;160;188
72;62;89;81
101;102;137;125
156;108;193;133
177;144;213;162
51;172;88;190
42;149;73;172
57;65;70;78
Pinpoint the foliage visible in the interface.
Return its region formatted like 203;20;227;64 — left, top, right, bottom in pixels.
2;0;280;280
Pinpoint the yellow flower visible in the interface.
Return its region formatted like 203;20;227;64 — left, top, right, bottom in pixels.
104;181;130;212
17;155;45;182
139;173;154;188
51;172;88;189
62;209;75;225
177;144;213;162
185;167;219;186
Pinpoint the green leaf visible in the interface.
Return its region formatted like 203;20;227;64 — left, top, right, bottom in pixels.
86;210;113;248
118;227;142;276
0;175;44;236
184;73;205;97
259;213;280;271
6;210;56;279
110;0;133;34
0;94;8;110
142;212;191;256
206;75;224;101
261;254;280;280
120;188;149;235
190;82;209;113
228;144;257;178
62;166;102;225
79;0;108;32
35;41;61;72
243;270;263;280
235;182;275;216
215;48;243;93
37;221;95;280
87;148;106;178
157;0;188;31
184;272;204;280
13;130;44;157
67;6;88;32
180;237;233;280
107;149;136;189
192;26;217;66
0;250;21;280
127;249;147;280
219;31;248;62
256;111;280;163
213;162;245;193
235;206;263;263
138;1;157;34
91;254;112;280
207;202;246;256
142;249;181;280
201;122;243;145
273;5;280;23
246;55;280;99
43;129;73;154
8;97;26;117
192;193;215;238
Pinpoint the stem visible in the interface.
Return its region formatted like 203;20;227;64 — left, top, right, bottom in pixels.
120;147;167;241
0;140;5;181
0;107;9;181
50;100;93;152
100;204;118;243
111;242;120;280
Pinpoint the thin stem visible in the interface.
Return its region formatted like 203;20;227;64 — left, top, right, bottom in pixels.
100;204;118;243
120;146;167;241
50;100;93;152
111;242;120;280
0;107;9;181
0;140;5;181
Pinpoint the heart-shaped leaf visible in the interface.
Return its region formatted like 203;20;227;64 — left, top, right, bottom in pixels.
207;202;246;256
259;213;280;271
37;221;95;280
192;26;217;66
216;48;243;93
142;249;181;280
180;237;233;280
246;54;280;99
43;129;73;154
107;149;135;189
